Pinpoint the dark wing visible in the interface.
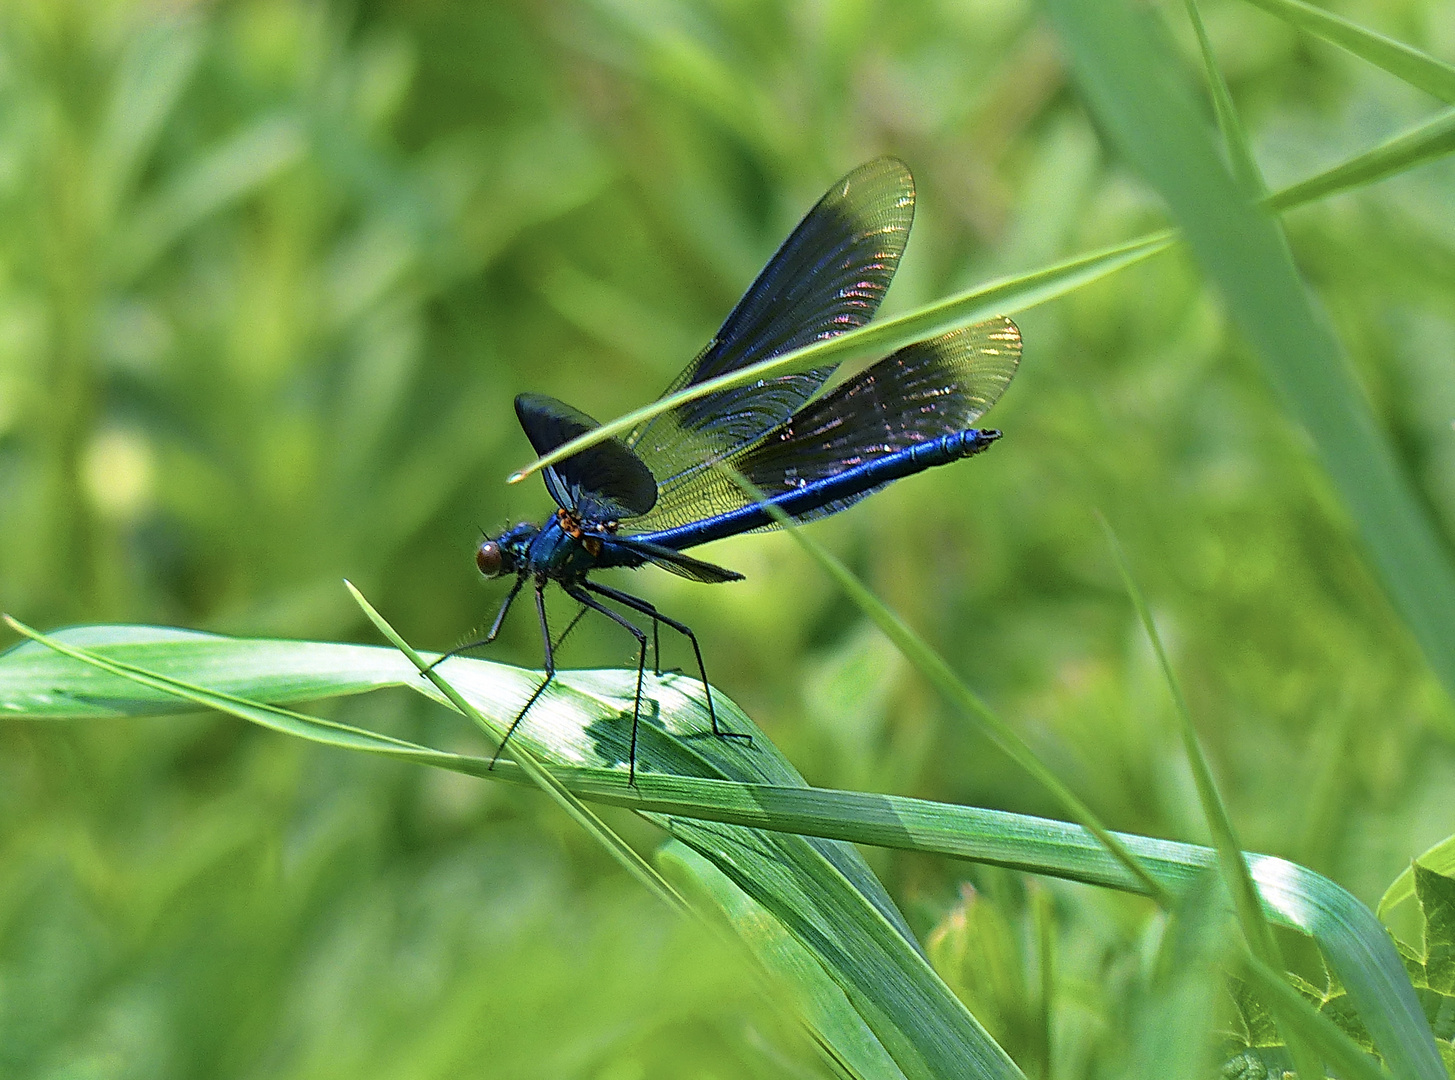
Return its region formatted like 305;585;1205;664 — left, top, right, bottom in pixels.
624;317;1021;534
514;394;657;520
623;158;915;509
609;536;745;583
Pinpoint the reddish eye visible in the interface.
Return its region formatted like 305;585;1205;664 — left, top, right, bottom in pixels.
476;541;503;578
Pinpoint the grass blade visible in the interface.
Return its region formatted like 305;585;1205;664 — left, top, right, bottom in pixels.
1045;0;1455;776
1098;516;1323;1080
1236;0;1455;103
505;232;1174;485
1267;107;1455;212
1241;955;1390;1080
338;583;698;920
507;103;1455;489
0;623;1433;1075
659;841;912;1080
1183;0;1265;196
715;468;1173;908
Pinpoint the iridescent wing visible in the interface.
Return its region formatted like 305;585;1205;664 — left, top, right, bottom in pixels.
624;317;1021;534
514;394;657;520
624;157;915;501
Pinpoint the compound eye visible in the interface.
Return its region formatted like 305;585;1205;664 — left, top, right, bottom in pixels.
476;541;504;578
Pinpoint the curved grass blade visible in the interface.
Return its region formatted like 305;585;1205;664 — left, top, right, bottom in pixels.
659;841;911;1080
0;621;1020;1080
1241;955;1390;1080
506;231;1174;485
1235;0;1455;104
0;623;1433;1075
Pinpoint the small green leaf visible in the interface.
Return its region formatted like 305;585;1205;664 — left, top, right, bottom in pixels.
1379;834;1455;919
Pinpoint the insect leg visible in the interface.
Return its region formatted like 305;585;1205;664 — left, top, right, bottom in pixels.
427;572;526;672
564;584;648;785
489;579;553;769
552;603;589;654
583;581;748;744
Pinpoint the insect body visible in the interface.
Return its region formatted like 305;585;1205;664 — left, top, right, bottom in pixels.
460;158;1021;781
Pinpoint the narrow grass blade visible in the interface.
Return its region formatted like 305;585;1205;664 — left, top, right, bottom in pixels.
1267;108;1455;213
1096;517;1279;955
0;624;1433;1076
508;100;1455;490
1045;0;1455;759
1236;0;1455;104
505;232;1174;485
1097;515;1322;1080
716;467;1173;908
1183;0;1265;196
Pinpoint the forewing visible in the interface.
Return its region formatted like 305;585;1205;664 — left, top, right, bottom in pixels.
514;394;658;519
625;158;915;497
625;317;1021;534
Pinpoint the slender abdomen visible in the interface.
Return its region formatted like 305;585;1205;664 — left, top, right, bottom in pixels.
635;428;1001;551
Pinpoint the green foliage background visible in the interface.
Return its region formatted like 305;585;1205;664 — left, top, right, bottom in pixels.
2;0;1453;1075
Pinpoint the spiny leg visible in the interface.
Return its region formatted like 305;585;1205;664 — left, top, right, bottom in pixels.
489;579;553;770
552;604;589;654
584;580;748;744
427;572;526;672
564;584;648;785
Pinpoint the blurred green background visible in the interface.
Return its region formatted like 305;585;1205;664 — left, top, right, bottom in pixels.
2;0;1453;1075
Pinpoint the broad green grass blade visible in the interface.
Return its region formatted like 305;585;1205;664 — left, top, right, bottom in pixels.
1099;517;1323;1080
0;624;1435;1076
1045;0;1455;737
1235;0;1455;104
1378;834;1455;919
339;585;697;921
508;103;1455;489
660;841;911;1080
0;623;1019;1080
4;613;937;1080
